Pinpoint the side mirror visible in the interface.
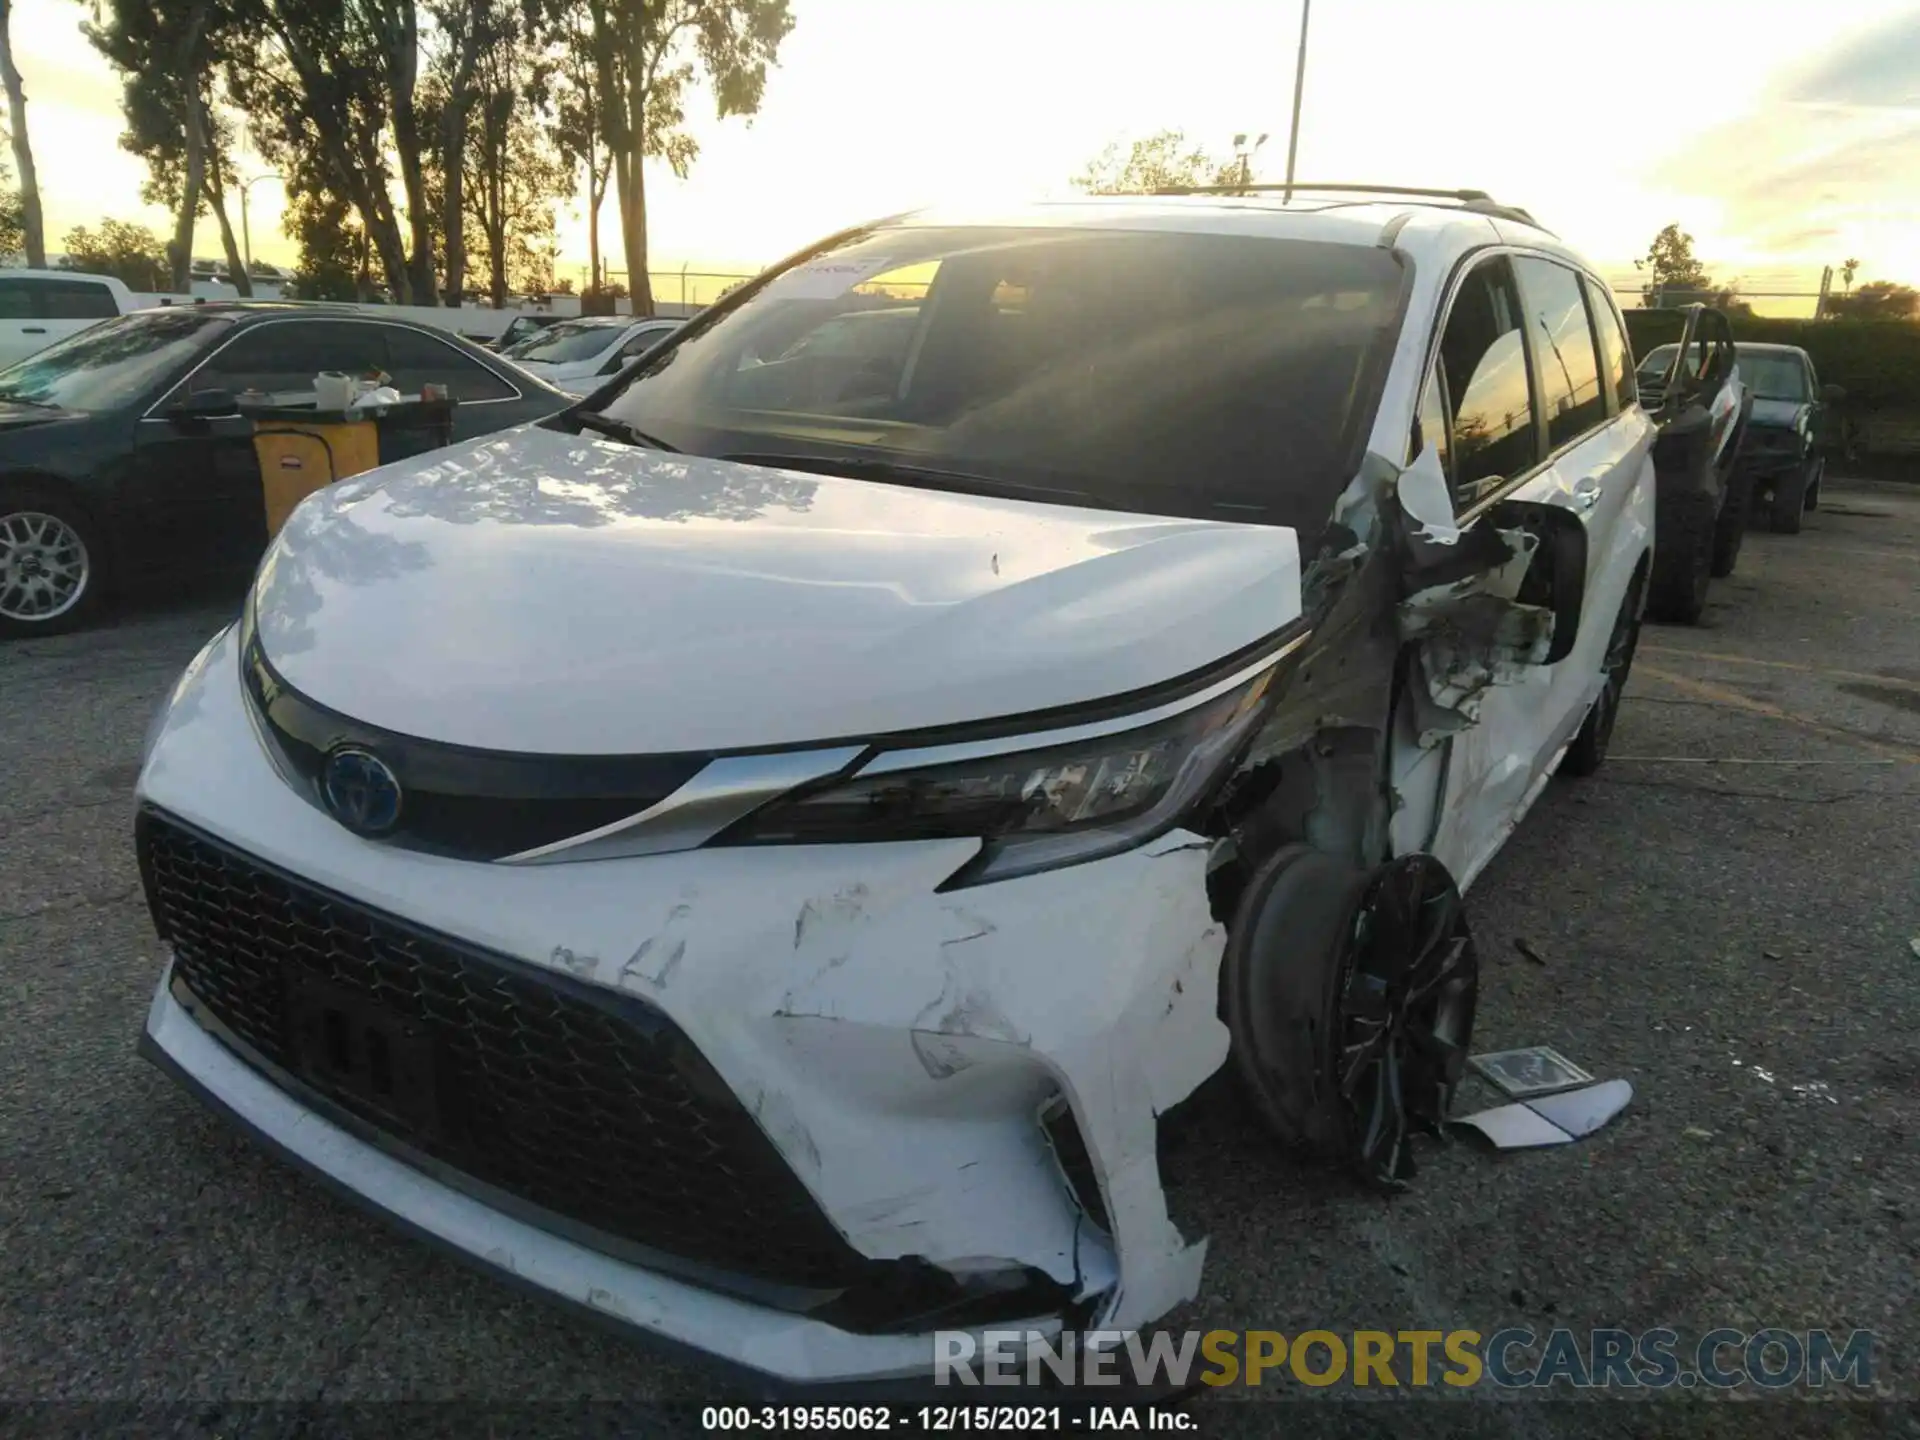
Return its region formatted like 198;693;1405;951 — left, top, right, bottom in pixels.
1822;383;1846;404
169;388;239;420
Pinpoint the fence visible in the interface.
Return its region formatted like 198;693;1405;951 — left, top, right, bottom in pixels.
1608;284;1828;320
590;267;759;308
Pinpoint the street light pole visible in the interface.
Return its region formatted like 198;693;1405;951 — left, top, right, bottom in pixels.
240;173;283;275
1282;0;1311;201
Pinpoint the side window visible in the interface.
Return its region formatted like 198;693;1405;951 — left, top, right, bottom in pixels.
1583;276;1634;411
622;325;675;359
1412;365;1452;482
380;326;516;401
0;278;34;319
42;280;119;321
1437;256;1538;501
1513;257;1606;449
601;324;676;374
194;322;390;399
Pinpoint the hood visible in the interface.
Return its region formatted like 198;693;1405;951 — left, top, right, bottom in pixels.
1749;397;1808;430
253;427;1304;754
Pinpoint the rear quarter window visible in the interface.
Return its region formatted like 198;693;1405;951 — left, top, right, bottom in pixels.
41;280;120;321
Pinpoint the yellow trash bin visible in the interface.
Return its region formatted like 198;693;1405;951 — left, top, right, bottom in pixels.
252;418;382;539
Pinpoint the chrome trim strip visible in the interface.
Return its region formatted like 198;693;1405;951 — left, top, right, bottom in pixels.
496;746;867;865
854;632;1311;778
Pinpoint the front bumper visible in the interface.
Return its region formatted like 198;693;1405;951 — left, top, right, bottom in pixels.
135;624;1231;1385
1737;433;1808;482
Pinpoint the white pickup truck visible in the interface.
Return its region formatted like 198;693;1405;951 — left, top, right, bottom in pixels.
0;269;147;368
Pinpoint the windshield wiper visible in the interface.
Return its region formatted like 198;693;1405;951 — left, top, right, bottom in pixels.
720;452;1091;504
571;410;679;452
0;390;58;410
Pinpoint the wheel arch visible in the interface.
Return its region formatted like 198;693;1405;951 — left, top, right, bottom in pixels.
0;467;118;624
0;467;114;543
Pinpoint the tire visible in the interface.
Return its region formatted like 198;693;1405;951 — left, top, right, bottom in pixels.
1223;847;1478;1189
1647;490;1715;624
0;485;109;640
1710;464;1754;578
1770;457;1811;534
1559;566;1645;778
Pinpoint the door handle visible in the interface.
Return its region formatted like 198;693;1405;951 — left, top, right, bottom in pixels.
21;326;46;334
1573;477;1602;511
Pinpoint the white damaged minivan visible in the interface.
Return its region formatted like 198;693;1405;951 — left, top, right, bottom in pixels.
136;190;1654;1387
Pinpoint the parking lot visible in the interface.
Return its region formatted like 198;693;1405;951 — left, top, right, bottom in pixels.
2;481;1916;1436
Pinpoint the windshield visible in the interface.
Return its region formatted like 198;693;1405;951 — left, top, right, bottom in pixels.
1636;345;1676;379
504;320;621;363
0;310;232;411
1736;349;1809;403
579;225;1410;526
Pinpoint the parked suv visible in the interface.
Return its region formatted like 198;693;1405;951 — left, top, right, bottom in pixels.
1731;342;1840;534
137;190;1654;1386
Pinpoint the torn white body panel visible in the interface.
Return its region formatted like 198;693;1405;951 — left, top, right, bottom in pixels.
1397;527;1551;739
137;627;1225;1382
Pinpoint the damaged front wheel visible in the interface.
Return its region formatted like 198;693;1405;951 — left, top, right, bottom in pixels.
1224;849;1479;1189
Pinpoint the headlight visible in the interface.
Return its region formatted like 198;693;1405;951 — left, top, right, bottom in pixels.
717;652;1293;887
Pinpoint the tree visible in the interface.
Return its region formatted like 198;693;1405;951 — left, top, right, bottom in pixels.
0;151;23;258
86;0;255;295
462;25;569;306
577;0;793;316
1826;279;1919;321
364;0;437;304
553;6;613;297
286;184;375;301
1637;224;1714;307
229;2;411;302
230;0;441;304
1841;257;1860;292
427;0;518;303
0;0;45;266
64;219;167;289
1072;130;1241;194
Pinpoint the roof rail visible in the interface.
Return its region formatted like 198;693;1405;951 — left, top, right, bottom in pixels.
1135;181;1549;232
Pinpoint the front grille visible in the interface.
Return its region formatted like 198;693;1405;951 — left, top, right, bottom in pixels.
138;808;868;1294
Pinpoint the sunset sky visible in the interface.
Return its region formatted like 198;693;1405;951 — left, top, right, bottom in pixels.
11;0;1920;313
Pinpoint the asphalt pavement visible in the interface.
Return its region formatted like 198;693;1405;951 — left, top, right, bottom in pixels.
2;482;1916;1438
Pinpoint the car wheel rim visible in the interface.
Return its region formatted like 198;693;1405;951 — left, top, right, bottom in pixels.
1335;855;1478;1189
0;510;90;622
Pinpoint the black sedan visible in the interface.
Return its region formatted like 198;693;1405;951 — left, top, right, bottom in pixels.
0;304;569;637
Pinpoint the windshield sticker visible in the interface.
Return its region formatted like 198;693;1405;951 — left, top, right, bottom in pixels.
764;257;896;299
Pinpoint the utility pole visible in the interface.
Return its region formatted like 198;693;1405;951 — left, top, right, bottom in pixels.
1282;0;1311;201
